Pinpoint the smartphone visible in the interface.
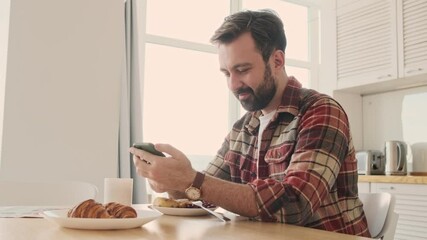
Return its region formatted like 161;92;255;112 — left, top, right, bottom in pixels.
132;142;165;157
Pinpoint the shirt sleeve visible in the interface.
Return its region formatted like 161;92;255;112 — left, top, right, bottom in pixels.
248;97;351;224
204;135;232;181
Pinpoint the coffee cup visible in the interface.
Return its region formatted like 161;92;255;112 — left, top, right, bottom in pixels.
103;178;133;206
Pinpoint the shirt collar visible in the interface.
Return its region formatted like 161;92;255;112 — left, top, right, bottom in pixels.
276;76;302;117
245;76;302;133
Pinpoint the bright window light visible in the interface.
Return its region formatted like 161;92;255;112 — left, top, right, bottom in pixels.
242;0;309;61
143;44;229;157
146;0;230;44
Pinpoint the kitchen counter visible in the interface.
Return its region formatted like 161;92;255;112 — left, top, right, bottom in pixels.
358;175;427;184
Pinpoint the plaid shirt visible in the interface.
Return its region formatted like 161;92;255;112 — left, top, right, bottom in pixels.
205;77;370;237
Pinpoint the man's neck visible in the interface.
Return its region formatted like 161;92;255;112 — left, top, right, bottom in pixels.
261;73;289;115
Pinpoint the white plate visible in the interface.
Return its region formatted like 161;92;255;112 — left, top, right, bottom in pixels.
42;209;162;230
152;206;217;216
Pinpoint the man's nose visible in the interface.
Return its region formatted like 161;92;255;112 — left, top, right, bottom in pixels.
228;73;243;92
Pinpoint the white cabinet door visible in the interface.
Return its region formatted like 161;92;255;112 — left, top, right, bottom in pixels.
336;0;398;89
397;0;427;78
371;183;427;240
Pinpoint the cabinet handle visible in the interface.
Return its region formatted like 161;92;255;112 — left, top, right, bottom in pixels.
406;68;423;74
377;74;392;79
379;186;394;190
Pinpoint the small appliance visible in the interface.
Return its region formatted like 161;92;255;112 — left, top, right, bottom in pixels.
356;150;385;175
385;141;407;175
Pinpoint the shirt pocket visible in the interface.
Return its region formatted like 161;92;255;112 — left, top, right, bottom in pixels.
264;142;295;177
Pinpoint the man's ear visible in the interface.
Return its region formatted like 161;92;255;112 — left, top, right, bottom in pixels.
272;49;285;69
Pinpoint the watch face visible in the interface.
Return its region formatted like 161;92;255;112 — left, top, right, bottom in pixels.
185;187;201;200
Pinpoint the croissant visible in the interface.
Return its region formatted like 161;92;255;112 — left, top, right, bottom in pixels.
67;199;110;218
105;202;137;218
67;199;137;218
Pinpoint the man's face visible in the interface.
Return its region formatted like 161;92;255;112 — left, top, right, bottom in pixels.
235;62;276;111
218;32;277;112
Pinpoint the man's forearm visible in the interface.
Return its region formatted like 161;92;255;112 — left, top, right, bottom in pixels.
201;175;259;217
166;174;259;217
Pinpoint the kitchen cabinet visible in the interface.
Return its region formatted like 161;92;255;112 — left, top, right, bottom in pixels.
335;0;427;94
369;182;427;240
397;0;427;79
336;0;398;90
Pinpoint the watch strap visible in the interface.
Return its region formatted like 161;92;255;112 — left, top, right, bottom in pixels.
192;171;205;189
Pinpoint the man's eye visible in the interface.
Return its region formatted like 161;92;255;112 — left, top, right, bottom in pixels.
237;68;249;73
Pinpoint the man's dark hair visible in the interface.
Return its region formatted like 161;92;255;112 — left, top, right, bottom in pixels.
210;9;287;63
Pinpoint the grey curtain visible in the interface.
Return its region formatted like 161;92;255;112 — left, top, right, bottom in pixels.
120;0;148;203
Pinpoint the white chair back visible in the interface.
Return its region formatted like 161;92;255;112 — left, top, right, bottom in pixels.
0;180;98;206
359;192;399;240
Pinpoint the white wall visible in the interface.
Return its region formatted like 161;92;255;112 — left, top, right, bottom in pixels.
318;0;337;97
362;86;427;173
0;0;11;156
0;0;125;201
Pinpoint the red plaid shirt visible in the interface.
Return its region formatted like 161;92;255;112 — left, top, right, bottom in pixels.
205;77;370;237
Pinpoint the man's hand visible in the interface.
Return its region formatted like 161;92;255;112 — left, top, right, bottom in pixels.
130;143;196;193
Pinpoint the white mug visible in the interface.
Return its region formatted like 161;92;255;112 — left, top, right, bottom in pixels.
104;178;133;206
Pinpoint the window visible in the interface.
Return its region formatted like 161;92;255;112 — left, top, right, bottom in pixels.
140;0;320;171
146;0;229;45
143;44;228;164
242;0;309;61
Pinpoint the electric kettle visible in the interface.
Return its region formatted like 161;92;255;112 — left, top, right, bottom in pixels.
384;141;407;175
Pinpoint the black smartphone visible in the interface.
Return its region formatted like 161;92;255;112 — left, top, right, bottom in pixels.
132;142;165;157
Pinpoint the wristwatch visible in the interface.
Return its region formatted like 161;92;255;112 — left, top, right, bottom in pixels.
185;171;205;200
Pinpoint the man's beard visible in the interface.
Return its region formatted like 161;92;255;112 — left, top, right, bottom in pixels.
234;63;277;112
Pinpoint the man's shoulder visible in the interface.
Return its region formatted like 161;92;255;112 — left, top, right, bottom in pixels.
298;88;335;112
